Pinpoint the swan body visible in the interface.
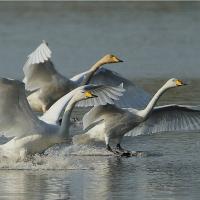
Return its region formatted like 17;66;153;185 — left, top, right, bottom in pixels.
0;78;125;160
73;78;198;154
23;41;150;113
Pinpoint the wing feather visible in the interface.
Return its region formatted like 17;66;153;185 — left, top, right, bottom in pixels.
126;105;200;136
70;68;151;109
23;41;66;91
76;84;124;107
40;84;125;125
0;78;45;138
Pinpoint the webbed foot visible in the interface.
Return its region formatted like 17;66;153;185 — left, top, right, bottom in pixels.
116;144;144;157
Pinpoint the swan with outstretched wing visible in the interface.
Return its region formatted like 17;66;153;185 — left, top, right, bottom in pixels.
0;78;125;160
73;79;200;156
23;41;150;113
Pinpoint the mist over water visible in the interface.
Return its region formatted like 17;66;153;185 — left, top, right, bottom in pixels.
0;2;200;200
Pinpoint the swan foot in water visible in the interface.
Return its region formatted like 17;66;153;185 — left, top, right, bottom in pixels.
116;143;131;153
118;150;144;157
115;144;144;157
106;144;143;157
106;144;132;157
106;144;114;152
115;143;133;157
106;144;121;156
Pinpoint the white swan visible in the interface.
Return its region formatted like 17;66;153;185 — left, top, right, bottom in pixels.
0;78;125;161
73;78;200;156
23;41;150;112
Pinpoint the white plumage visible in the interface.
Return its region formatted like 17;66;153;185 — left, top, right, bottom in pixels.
0;78;125;160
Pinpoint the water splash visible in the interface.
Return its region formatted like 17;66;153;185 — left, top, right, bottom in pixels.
0;144;112;170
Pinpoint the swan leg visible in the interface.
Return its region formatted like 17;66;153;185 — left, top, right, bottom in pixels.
116;144;143;157
105;136;120;155
116;143;132;153
106;144;113;152
106;144;123;156
105;136;113;152
116;143;132;157
115;137;132;157
116;143;129;152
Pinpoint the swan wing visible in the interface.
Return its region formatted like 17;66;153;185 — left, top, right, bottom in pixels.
70;70;89;84
40;84;125;125
71;68;151;109
0;78;45;138
126;104;200;136
23;41;67;91
76;83;125;107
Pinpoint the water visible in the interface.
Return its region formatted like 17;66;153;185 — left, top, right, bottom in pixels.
1;134;200;200
0;2;200;80
0;2;200;200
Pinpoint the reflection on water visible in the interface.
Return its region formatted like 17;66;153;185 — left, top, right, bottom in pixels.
0;2;200;200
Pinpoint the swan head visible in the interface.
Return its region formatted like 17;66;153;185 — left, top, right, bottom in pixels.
99;54;123;65
72;87;98;103
165;78;186;88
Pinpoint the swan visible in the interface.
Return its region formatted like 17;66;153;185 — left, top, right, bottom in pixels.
23;41;124;113
73;78;200;156
0;78;125;161
23;41;150;113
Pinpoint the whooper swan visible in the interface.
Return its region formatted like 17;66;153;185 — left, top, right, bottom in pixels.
23;41;150;112
73;78;200;156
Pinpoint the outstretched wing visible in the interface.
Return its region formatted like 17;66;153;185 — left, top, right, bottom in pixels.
70;68;151;109
126;104;200;136
76;83;125;107
23;41;67;91
0;78;45;138
40;84;125;125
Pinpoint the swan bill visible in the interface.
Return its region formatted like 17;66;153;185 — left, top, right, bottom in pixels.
112;55;123;63
84;91;98;98
176;79;186;86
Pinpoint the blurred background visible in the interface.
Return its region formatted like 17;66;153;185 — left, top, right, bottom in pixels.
0;1;199;104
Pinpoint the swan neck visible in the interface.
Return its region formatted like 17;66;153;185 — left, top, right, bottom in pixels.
81;60;104;85
59;99;76;138
141;84;170;119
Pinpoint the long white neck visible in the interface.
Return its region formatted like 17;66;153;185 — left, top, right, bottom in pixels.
59;97;77;138
81;60;104;85
138;84;172;119
40;88;79;124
